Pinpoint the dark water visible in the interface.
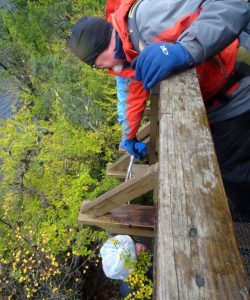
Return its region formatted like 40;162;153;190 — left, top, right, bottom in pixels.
0;0;13;9
0;68;15;120
0;88;15;120
0;0;15;120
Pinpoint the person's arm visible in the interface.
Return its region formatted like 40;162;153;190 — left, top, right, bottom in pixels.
122;79;149;140
178;0;250;64
119;78;149;160
135;0;249;89
116;76;129;125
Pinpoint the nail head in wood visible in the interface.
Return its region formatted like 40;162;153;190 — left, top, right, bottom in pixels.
196;275;205;287
189;227;198;237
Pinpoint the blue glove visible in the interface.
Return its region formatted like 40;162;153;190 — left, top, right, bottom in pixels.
134;42;194;90
120;138;147;160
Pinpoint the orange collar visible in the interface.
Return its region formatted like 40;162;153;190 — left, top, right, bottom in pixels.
111;0;138;62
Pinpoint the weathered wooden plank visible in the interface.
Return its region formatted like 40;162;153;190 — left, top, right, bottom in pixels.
107;136;150;174
107;152;131;174
149;86;160;206
81;162;158;217
137;122;150;141
149;87;159;165
143;107;151;117
155;70;248;300
78;203;155;237
106;164;149;179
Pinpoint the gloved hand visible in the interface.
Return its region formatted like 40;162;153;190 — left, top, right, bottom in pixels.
134;42;194;90
120;138;147;160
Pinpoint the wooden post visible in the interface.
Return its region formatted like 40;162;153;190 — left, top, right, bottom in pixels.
143;107;151;117
149;87;159;208
155;70;249;299
149;86;159;165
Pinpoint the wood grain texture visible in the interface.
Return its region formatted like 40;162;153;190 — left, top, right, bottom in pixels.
106;164;149;179
78;203;155;237
81;163;158;217
149;92;159;165
137;122;150;141
143;107;151;117
150;86;160;207
155;70;249;300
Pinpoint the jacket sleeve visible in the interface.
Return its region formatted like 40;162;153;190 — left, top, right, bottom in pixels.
116;76;129;125
122;79;149;140
178;0;250;64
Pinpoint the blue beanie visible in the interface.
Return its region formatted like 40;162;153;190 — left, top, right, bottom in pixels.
69;17;113;66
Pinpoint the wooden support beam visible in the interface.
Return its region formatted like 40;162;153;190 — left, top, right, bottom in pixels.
149;87;159;205
107;152;130;174
143;107;151;117
106;164;149;179
137;122;150;141
155;70;249;300
81;162;158;217
78;203;155;237
149;86;159;165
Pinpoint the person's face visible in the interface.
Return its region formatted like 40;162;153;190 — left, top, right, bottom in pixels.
94;48;124;69
94;29;124;70
135;243;146;256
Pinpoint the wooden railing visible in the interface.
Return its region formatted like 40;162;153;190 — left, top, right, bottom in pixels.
78;69;249;299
